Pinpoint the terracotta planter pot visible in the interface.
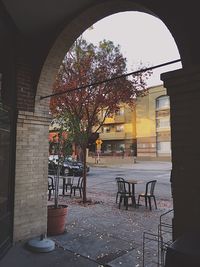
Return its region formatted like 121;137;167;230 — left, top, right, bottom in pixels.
47;204;68;236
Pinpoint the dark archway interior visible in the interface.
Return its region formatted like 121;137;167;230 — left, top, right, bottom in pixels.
0;0;200;262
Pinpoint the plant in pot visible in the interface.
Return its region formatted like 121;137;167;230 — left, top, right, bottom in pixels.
47;122;70;236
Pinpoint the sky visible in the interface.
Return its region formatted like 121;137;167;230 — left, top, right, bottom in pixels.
82;11;182;87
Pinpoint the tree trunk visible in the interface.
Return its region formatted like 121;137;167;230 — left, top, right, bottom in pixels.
82;146;87;203
54;165;60;209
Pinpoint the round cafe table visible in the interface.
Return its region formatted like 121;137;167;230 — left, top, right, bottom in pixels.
125;179;144;207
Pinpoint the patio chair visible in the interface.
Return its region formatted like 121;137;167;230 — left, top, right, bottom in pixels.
137;180;157;210
70;176;83;197
48;176;55;200
115;177;125;203
117;180;134;210
65;176;74;195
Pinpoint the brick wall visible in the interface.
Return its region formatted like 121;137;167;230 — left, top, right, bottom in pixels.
13;15;74;242
14;111;51;241
16;57;35;112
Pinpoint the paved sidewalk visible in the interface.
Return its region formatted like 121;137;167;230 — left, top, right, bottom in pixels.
1;199;172;267
89;158;172;171
0;161;173;267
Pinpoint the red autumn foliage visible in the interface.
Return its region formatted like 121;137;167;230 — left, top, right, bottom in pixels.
50;37;152;203
50;37;152;139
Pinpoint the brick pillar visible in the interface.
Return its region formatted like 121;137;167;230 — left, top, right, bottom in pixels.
13;111;51;241
161;66;200;240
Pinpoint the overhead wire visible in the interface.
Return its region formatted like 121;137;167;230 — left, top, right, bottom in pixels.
40;59;181;100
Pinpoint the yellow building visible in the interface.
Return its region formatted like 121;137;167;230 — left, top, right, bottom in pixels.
136;84;171;160
50;85;171;160
97;84;171;160
99;104;136;156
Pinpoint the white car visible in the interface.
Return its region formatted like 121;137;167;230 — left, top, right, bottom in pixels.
49;155;59;164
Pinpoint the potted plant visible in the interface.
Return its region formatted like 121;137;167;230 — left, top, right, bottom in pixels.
47;123;69;236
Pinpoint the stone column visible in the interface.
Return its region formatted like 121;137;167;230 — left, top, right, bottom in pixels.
13;111;51;241
161;66;200;240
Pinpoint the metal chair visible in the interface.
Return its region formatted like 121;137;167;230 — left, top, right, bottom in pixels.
117;180;134;210
65;176;74;195
137;180;157;210
115;177;125;203
70;176;83;197
142;209;173;267
48;176;55;200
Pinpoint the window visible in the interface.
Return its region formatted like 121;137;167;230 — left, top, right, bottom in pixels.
116;125;124;132
116;143;125;152
102;110;113;118
105;143;112;152
115;107;124;116
137;143;146;148
156;118;170;129
102;126;110;133
156;96;170;110
157;141;171;154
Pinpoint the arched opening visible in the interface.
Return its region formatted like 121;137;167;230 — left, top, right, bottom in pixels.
36;6;181;165
33;6;181;265
1;0;200;265
35;1;182;114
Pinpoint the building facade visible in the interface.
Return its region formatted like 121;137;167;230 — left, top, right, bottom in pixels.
136;85;171;160
98;104;136;157
97;85;171;160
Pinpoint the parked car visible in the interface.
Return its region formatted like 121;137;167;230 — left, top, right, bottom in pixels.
62;157;90;176
48;155;90;176
49;155;59;164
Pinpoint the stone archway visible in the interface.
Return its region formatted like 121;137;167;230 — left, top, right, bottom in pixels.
14;0;183;241
35;0;166;115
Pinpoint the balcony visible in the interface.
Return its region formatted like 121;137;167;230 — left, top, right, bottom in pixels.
125;132;135;139
103;115;125;124
100;131;125;140
114;115;125;123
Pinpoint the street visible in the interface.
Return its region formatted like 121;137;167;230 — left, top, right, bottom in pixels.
87;163;172;201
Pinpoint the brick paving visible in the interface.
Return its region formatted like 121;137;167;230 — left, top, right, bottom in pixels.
55;188;173;267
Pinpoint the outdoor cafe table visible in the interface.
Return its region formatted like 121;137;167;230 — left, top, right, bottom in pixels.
125;179;144;207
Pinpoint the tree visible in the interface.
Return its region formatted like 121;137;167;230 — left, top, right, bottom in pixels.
49;119;73;156
49;120;68;209
50;37;152;203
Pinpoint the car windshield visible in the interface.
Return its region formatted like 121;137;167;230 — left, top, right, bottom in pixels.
65;157;80;163
63;159;76;164
65;156;73;161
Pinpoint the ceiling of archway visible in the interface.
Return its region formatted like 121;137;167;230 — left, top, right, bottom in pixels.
2;0;94;34
2;0;200;66
1;0;186;36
